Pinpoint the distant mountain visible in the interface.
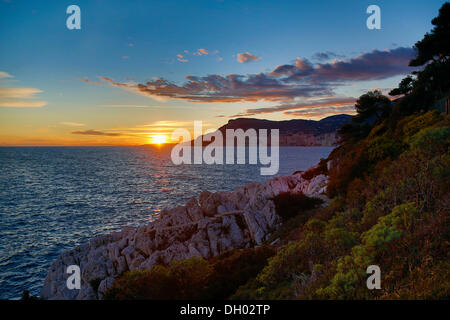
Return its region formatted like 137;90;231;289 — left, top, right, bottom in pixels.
213;114;352;146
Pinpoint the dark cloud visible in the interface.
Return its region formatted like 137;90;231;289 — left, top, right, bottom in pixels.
312;51;346;61
311;47;416;81
273;47;416;83
100;74;332;103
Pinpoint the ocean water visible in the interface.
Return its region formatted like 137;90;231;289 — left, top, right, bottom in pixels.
0;146;332;299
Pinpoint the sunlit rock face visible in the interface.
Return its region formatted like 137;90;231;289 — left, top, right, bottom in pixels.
40;171;328;300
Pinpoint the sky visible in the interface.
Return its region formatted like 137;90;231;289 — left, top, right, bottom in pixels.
0;0;446;146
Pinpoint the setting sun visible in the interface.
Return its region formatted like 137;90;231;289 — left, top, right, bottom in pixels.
150;134;168;145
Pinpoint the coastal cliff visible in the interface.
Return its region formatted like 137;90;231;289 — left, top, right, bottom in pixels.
201;115;352;146
40;171;328;300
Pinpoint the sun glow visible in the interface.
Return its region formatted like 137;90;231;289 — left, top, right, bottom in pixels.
150;134;168;145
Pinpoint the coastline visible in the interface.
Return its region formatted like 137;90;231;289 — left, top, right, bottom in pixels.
40;167;328;300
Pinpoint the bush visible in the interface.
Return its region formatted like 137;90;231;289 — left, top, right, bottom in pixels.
104;246;275;300
409;126;450;155
316;203;418;299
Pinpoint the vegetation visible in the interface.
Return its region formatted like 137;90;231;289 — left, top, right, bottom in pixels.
104;246;275;300
353;90;392;123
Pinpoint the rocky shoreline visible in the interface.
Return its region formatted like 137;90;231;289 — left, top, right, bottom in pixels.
40;171;328;300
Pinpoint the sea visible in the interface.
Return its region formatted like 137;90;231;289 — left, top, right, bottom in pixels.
0;146;333;299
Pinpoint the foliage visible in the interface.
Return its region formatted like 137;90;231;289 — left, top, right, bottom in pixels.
409;2;450;67
353;90;391;123
389;76;415;96
104;246;275;300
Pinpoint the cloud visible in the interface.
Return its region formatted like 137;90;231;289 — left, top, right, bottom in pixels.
0;87;43;99
275;47;416;82
176;54;188;63
237;52;260;63
143;120;194;128
84;47;415;105
283;105;357;118
230;97;356;117
61;122;85;127
71;130;123;136
0;71;13;78
98;103;159;108
312;51;346;61
0;100;47;107
178;48;217;61
0;87;47;107
98;74;332;103
193;48;209;56
80;77;102;85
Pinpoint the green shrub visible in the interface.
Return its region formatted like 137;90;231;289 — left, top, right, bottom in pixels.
409;126;450;154
316;203;418;299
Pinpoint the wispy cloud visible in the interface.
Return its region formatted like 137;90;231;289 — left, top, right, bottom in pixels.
71;130;124;136
0;100;47;107
176;48;219;62
0;88;42;99
176;53;188;63
61;122;85;127
283;105;357;119
80;77;102;85
193;48;209;56
144;120;194;128
0;71;13;79
98;104;159;108
237;52;260;63
0;87;47;107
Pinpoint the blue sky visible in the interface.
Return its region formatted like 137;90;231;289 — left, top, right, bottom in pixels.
0;0;446;145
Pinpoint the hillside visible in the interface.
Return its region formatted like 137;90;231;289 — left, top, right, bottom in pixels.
104;110;449;300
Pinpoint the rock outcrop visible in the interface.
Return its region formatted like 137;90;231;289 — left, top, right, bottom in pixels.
40;172;328;300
